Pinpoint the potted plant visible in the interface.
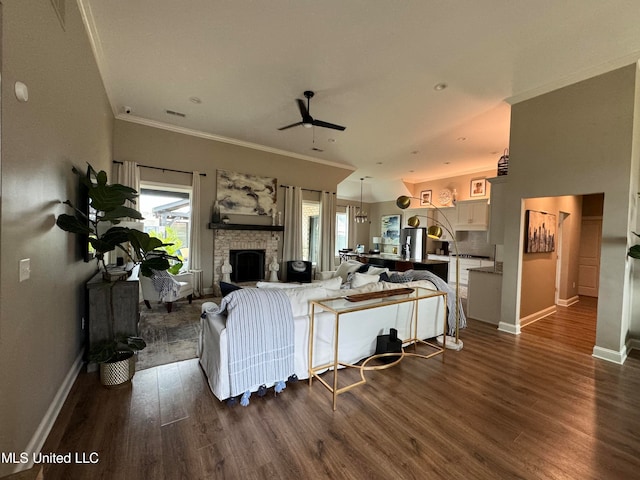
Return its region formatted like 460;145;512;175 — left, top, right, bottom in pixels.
57;163;175;386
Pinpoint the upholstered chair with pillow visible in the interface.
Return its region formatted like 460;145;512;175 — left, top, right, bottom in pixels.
140;270;194;313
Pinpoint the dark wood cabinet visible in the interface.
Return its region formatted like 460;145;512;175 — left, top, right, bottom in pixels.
86;272;139;370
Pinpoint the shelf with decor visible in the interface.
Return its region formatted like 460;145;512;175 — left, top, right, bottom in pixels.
207;223;284;231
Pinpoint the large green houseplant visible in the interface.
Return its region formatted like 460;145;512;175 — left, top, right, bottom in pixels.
57;164;175;383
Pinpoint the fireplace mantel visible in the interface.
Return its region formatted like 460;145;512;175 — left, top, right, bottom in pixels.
208;223;284;232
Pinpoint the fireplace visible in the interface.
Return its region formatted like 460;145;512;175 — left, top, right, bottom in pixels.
229;249;266;282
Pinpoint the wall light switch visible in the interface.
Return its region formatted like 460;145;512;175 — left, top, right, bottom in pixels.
19;258;31;282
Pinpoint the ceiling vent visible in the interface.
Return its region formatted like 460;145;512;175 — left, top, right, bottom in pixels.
165;110;186;118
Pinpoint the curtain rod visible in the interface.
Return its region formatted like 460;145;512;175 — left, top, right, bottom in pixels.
113;160;206;177
279;184;335;195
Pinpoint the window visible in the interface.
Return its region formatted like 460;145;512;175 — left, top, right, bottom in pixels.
303;202;348;263
302;201;319;263
139;184;191;269
336;212;348;254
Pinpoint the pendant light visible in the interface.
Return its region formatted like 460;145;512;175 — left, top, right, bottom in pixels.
355;177;368;223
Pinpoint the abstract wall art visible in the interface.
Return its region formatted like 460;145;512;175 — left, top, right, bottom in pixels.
216;170;277;216
525;210;556;253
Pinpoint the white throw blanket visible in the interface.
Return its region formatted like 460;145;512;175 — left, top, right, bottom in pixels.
150;270;181;302
204;288;295;398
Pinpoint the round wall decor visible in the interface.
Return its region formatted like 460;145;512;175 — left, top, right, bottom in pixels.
439;189;453;205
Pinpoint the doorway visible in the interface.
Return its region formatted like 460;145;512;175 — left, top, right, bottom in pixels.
520;193;603;351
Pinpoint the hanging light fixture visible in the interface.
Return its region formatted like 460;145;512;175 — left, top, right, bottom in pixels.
355;178;368;223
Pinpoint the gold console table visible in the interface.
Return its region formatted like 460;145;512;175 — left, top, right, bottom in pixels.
308;287;447;410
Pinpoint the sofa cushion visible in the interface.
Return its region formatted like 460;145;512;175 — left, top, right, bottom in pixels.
365;266;390;276
334;260;364;283
220;281;242;297
256;276;342;291
283;286;330;317
351;272;381;288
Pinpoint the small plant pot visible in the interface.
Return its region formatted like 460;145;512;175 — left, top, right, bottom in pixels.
99;352;135;387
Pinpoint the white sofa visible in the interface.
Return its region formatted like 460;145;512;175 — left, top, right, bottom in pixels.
198;278;446;402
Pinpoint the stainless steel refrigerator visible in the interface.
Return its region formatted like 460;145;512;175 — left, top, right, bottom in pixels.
400;227;427;261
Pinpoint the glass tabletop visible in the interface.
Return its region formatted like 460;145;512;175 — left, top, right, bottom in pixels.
312;286;445;314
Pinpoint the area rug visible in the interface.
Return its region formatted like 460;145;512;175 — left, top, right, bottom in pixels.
136;295;221;370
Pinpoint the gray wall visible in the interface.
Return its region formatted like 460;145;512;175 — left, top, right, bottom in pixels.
0;0;114;475
113;117;354;290
503;64;639;360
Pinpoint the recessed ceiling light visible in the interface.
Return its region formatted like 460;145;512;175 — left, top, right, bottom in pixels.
409;169;415;173
311;147;324;152
457;137;466;141
434;83;447;91
328;138;336;143
376;162;383;165
189;96;202;104
411;150;419;155
444;161;451;165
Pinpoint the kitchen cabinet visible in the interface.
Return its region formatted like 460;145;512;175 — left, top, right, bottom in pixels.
448;257;494;286
455;200;488;230
434;206;456;241
86;271;140;371
487;176;507;244
467;268;502;324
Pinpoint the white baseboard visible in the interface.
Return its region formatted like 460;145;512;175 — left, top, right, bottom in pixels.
519;305;557;327
557;296;580;307
592;345;628;365
628;338;640;352
498;321;521;335
13;351;84;475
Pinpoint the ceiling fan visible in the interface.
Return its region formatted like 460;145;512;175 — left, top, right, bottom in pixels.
278;91;346;131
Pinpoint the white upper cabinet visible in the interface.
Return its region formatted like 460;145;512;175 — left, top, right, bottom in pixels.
455;200;488;230
434;206;457;241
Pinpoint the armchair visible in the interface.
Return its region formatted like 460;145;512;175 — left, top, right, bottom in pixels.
140;270;194;313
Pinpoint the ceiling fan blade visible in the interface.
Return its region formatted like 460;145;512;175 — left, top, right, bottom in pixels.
278;121;304;131
296;99;309;118
312;119;346;131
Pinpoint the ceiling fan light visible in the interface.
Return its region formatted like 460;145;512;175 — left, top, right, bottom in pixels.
303;122;313;128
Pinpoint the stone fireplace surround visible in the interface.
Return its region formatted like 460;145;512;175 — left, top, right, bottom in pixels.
213;229;280;294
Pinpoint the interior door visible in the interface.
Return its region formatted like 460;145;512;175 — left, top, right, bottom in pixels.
578;218;602;297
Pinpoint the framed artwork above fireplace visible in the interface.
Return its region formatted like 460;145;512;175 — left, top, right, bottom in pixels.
216;170;277;216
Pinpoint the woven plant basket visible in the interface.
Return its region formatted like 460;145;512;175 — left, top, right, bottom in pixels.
99;352;135;387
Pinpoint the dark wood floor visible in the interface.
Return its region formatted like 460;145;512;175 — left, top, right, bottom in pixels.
16;296;640;479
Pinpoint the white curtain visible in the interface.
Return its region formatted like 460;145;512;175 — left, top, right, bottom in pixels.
189;172;202;297
116;160;140;210
283;186;303;262
116;161;140;191
319;191;336;271
346;204;357;249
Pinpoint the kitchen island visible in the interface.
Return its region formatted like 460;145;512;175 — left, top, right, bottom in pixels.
353;253;449;282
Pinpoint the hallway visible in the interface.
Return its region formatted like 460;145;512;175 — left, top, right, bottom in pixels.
521;296;597;355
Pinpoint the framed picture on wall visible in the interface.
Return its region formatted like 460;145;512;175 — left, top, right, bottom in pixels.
525;210;556;253
470;178;486;197
420;190;432;206
381;214;401;246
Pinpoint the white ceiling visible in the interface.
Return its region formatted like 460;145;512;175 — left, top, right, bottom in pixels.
79;0;640;202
